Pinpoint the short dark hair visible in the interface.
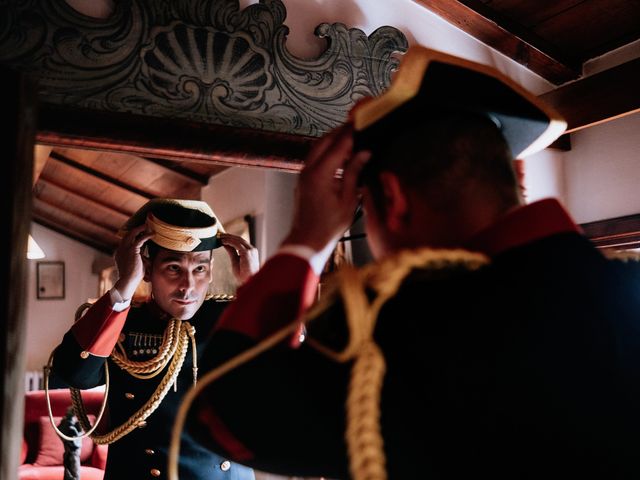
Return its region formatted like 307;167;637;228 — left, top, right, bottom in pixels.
360;111;519;216
145;242;213;262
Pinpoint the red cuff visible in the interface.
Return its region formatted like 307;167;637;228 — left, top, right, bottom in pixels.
71;293;130;356
215;254;319;341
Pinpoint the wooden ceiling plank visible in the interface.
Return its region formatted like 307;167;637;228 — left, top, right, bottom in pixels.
127;158;201;199
460;0;582;69
413;0;581;84
55;147;204;198
144;158;229;178
56;143;209;190
48;150;155;199
530;0;640;62
540;57;640;133
35;176;132;219
41;159;147;215
143;157;210;185
33;198;120;244
54;148;169;196
35;179;128;231
482;0;586;30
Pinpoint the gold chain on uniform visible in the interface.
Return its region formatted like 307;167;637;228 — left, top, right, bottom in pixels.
44;307;198;445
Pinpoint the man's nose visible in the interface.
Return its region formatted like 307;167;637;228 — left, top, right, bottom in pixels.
178;271;195;294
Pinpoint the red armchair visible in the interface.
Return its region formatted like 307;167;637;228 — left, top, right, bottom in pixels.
20;389;108;480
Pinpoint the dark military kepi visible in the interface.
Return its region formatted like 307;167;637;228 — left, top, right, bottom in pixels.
48;199;255;480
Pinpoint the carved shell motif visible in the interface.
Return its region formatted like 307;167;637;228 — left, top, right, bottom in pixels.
141;23;273;115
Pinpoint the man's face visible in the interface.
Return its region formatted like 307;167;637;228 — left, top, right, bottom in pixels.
144;249;213;320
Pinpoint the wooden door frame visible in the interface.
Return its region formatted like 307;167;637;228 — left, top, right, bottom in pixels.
1;67;36;480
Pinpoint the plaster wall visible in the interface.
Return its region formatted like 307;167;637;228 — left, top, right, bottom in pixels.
25;223;106;372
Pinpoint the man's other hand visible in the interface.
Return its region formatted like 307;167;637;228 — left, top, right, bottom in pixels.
113;225;154;301
219;233;260;284
283;125;371;252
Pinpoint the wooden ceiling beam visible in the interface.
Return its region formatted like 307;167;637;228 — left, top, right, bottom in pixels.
580;213;640;250
413;0;581;84
48;150;155;199
539;57;640;133
37;105;312;173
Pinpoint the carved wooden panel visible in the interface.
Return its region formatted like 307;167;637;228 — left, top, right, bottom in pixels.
0;0;407;137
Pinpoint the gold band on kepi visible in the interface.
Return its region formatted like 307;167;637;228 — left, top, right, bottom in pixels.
146;213;221;252
120;198;225;252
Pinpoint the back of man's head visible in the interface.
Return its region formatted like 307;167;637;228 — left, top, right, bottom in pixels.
361;111;520;219
352;47;566;224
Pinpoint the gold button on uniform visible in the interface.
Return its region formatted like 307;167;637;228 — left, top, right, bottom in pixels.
220;460;231;471
145;448;155;455
150;468;161;477
125;392;135;400
80;351;89;359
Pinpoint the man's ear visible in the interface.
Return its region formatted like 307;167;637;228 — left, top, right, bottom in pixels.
142;255;152;282
379;172;409;233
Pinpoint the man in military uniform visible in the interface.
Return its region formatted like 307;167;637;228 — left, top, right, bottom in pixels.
180;47;640;479
50;199;258;480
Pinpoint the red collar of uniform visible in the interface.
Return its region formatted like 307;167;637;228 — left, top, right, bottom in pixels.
465;198;581;257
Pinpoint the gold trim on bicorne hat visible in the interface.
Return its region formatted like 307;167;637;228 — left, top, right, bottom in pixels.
146;213;220;252
350;46;567;159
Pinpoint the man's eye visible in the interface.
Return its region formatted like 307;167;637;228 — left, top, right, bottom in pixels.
167;265;180;272
194;265;208;273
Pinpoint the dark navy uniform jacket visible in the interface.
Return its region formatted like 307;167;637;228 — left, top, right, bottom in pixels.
52;298;255;480
183;200;640;479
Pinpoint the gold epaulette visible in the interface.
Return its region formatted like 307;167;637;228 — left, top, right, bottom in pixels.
207;293;236;302
603;250;640;263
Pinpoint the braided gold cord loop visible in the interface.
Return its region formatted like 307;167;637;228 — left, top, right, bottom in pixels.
43;350;110;442
73;320;195;444
346;342;387;480
307;248;490;480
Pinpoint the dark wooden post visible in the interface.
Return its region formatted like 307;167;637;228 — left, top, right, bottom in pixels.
0;66;36;480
